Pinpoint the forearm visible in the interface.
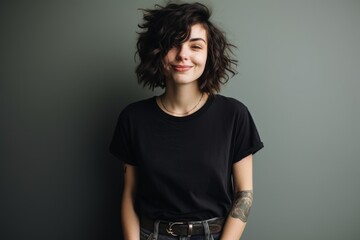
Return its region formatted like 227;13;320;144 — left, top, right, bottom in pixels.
220;190;253;240
121;193;140;240
221;216;246;240
121;164;139;240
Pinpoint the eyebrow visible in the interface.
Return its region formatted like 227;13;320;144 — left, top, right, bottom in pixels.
189;38;207;44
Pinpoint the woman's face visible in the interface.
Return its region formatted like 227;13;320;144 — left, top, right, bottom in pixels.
163;23;208;86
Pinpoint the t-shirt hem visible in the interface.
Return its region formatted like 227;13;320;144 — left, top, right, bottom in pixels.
233;142;264;163
109;149;137;166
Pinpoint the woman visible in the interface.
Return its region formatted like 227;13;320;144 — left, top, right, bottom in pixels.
110;2;264;240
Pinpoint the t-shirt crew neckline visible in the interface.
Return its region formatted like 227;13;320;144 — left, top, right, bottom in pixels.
152;94;216;122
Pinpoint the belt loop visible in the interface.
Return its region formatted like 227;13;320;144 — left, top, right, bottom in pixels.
202;221;211;240
152;220;160;240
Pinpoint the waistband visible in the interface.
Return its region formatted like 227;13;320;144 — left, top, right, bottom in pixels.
140;216;225;237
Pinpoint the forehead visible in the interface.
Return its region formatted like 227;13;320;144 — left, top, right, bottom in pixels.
189;23;207;41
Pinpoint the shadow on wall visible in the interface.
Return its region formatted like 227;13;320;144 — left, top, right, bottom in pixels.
0;1;148;238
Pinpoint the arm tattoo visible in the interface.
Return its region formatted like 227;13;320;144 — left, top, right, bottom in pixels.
230;190;253;222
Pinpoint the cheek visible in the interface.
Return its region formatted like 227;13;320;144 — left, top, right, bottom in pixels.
165;50;176;61
195;53;207;67
163;52;175;66
162;56;171;71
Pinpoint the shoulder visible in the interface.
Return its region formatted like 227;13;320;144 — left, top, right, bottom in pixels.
213;94;249;114
121;96;155;114
118;96;155;120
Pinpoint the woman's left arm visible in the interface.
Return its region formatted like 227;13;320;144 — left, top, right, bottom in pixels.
220;154;254;240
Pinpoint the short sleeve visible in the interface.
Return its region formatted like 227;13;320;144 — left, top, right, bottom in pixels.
233;107;264;163
109;110;137;165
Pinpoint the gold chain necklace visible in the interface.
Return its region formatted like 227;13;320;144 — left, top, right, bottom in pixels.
160;93;204;116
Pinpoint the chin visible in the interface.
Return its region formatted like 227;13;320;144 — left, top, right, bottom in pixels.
170;74;202;85
172;78;198;85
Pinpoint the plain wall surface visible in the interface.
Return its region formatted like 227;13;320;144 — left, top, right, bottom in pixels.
1;0;360;239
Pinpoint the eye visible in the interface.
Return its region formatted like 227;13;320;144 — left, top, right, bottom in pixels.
191;45;203;50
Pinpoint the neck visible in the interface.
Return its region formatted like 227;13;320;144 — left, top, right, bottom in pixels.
160;83;207;116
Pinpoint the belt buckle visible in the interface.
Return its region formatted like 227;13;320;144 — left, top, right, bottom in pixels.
166;221;184;236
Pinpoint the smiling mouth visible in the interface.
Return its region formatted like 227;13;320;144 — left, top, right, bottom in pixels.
172;65;193;72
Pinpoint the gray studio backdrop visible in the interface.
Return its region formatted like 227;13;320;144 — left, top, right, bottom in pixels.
1;0;359;240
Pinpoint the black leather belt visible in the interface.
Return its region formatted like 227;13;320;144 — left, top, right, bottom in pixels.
140;217;224;237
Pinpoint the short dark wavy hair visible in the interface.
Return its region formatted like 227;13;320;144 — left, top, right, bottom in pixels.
135;2;237;94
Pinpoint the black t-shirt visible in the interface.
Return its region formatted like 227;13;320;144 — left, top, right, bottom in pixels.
109;94;264;221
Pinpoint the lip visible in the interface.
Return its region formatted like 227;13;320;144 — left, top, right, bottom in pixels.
172;65;193;72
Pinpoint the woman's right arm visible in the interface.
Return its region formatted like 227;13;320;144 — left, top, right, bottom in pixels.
121;163;140;240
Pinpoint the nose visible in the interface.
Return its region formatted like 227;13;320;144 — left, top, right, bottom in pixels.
175;45;189;61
